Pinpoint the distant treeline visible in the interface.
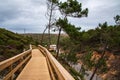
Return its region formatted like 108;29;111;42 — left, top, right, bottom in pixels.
22;33;67;45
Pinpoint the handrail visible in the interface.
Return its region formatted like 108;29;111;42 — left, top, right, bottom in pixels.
0;45;32;80
38;45;75;80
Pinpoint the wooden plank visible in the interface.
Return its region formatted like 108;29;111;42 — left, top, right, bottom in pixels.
38;45;75;80
0;50;31;71
46;56;56;80
16;49;51;80
47;53;65;80
3;55;31;80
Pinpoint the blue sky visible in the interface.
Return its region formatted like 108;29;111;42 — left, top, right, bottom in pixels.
0;0;120;33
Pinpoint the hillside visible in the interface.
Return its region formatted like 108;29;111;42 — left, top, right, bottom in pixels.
58;23;120;80
22;33;68;45
0;28;35;61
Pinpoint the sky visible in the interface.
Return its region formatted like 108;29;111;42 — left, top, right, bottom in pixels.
0;0;120;33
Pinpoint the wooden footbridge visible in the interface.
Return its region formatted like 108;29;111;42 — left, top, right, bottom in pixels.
0;45;74;80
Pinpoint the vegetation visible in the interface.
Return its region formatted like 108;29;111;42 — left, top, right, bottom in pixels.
59;21;120;53
41;0;58;48
51;0;88;58
58;53;85;80
58;15;120;80
22;33;65;46
0;28;38;61
114;15;120;25
0;0;119;79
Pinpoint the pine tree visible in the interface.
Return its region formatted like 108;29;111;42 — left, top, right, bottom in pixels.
41;0;58;48
55;0;88;58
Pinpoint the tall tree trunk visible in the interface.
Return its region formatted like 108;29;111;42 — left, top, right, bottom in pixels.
90;44;107;80
56;16;67;58
56;27;62;58
48;2;53;49
41;26;48;44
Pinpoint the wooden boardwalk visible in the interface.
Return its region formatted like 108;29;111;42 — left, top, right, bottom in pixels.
16;49;51;80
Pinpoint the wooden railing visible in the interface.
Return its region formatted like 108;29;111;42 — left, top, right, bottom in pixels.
0;45;32;80
38;45;75;80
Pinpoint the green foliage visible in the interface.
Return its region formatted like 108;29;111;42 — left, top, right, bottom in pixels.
82;51;95;69
3;49;20;58
67;52;77;63
82;32;90;41
0;28;36;60
59;0;88;17
114;15;120;25
54;0;88;58
56;18;80;41
58;21;120;79
60;37;73;50
97;57;108;73
69;67;84;80
58;19;120;52
58;53;85;80
81;51;108;74
23;34;58;45
48;0;58;4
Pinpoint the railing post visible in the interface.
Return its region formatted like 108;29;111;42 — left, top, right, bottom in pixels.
30;44;32;50
19;57;23;73
10;64;13;80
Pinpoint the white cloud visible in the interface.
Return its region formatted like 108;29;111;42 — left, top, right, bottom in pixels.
68;0;120;30
0;0;120;33
0;0;48;33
